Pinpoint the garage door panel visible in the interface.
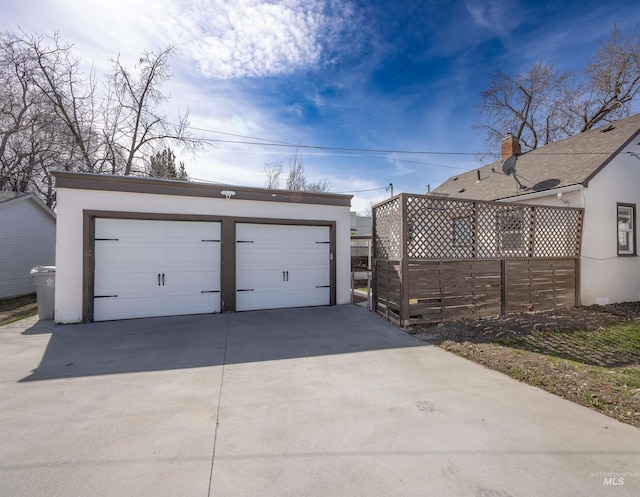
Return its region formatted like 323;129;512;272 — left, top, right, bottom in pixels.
96;219;165;239
162;293;220;316
95;270;161;296
237;224;285;242
288;268;330;287
163;270;219;292
236;269;283;289
236;247;282;268
286;288;330;307
165;245;220;266
236;223;330;311
285;225;329;243
286;246;328;266
164;221;220;241
94;219;221;321
236;290;290;312
96;244;164;266
94;296;162;321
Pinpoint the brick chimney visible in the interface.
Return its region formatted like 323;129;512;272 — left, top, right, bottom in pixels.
501;133;521;161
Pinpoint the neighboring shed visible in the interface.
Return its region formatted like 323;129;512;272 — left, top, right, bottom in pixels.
53;172;352;323
0;192;56;299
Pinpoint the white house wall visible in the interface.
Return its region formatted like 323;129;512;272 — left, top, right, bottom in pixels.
0;197;56;299
55;188;351;323
579;148;640;305
509;144;640;305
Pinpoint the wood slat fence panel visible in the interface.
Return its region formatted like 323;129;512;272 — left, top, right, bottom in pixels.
372;193;584;326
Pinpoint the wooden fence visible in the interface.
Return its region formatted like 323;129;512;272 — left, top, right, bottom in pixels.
373;194;583;326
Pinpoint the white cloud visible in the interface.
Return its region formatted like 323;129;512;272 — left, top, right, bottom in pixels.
161;0;358;79
464;0;513;38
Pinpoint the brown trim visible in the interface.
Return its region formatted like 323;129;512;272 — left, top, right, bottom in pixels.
54;171;352;207
500;259;507;315
220;219;236;312
575;256;581;307
617;202;637;256
399;194;409;326
82;213;94;323
374;191;583;213
583;128;640;186
82;210;339;321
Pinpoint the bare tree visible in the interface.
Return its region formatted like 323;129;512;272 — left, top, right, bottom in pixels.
0;32;82;205
263;150;330;192
475;22;640;156
286;149;330;192
264;161;283;188
0;30;208;205
474;63;569;153
104;48;200;175
25;32;100;173
568;23;640;131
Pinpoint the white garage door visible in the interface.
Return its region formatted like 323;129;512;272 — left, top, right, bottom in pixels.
94;219;221;321
236;224;331;311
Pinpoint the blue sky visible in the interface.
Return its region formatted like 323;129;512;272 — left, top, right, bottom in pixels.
2;0;639;212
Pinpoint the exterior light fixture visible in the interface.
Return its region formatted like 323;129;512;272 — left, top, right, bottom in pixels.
221;190;236;199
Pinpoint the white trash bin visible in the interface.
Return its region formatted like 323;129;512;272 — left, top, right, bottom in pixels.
30;265;56;320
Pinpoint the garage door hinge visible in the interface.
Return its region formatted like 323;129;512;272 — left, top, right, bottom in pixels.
201;290;220;293
95;295;118;298
316;241;330;244
95;238;119;241
237;240;254;243
202;239;221;242
237;289;254;292
315;285;330;288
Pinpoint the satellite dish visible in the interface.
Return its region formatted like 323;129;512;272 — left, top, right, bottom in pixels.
502;155;517;176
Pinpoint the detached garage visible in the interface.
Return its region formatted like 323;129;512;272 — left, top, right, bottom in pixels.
53;172;352;323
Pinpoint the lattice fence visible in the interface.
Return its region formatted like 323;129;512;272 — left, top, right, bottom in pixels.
372;194;584;326
386;195;583;260
373;196;402;259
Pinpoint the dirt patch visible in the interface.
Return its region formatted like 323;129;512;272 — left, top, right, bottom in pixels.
0;294;38;326
409;303;640;428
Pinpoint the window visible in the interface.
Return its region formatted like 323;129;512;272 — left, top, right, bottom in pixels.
498;210;523;253
617;204;636;255
453;216;472;246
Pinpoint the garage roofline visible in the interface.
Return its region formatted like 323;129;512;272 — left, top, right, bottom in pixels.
53;171;353;207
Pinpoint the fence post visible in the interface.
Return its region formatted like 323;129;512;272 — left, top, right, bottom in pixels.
399;194;410;326
501;259;507;315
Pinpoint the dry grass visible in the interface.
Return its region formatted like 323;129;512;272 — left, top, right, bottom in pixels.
410;305;640;428
0;294;38;326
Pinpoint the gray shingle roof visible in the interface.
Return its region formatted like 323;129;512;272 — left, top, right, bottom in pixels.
433;113;640;201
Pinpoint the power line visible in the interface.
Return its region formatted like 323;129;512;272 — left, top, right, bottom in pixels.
182;123;621;157
333;186;389;194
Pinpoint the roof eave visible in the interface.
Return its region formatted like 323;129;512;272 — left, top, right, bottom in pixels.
582;126;640;187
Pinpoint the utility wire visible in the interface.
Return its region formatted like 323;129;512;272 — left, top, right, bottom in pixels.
180;123;621;157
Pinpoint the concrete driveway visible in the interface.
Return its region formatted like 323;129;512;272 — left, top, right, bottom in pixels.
1;305;639;497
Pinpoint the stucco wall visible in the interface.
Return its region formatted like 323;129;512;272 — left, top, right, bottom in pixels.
55;188;351;323
510;144;640;305
579;147;640;305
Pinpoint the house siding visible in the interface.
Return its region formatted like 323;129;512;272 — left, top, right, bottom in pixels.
0;197;56;299
579;146;640;305
506;141;640;305
55;187;352;323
